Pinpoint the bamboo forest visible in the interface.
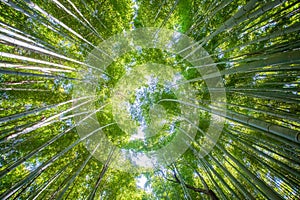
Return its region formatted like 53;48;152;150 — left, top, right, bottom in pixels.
0;0;300;199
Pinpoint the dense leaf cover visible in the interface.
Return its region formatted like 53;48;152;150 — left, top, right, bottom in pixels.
0;0;299;199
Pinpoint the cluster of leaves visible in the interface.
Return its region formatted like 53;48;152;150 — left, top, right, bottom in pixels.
0;0;299;199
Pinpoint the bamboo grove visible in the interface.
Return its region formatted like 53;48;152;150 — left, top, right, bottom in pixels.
0;0;299;199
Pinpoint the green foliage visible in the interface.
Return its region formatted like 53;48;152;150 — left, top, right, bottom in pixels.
0;0;299;199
